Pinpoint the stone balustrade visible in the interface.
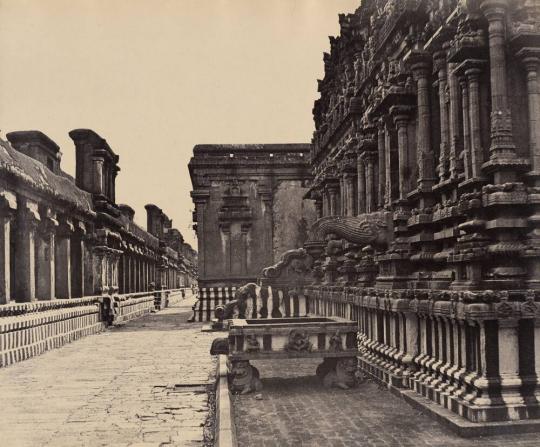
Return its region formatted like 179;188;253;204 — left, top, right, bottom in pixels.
305;285;540;423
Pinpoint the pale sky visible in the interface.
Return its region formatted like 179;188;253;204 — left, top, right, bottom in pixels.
0;0;359;247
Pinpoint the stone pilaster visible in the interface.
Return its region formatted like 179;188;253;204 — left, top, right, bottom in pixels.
35;209;58;300
459;76;473;180
14;199;40;302
518;48;540;288
70;221;86;298
447;58;463;179
480;0;529;182
55;218;73;299
408;51;436;192
92;156;105;195
377;118;386;207
364;152;377;213
391;106;413;201
0;190;17;304
344;173;355;217
357;156;366;214
518;48;540;179
466;62;487;181
434;51;450;182
328;183;339;216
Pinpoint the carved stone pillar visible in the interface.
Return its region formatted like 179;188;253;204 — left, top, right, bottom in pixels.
35;210;58;300
519;49;540;288
377;119;386;207
0;190;16;304
409;52;436;191
434;51;450;182
459;77;473;180
70;222;86;298
92;156;105;195
340;176;346;216
14;200;40;302
322;190;329;217
447;58;462;179
518;48;540;177
384;122;393;207
314;193;323;219
391;107;412;200
357;156;366;214
344;174;355;216
55;218;73;299
365;152;377;213
480;0;528;182
328;184;339;216
466;62;487;180
93;247;108;295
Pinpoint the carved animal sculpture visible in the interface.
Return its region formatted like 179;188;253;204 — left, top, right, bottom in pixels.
322;357;358;390
228;360;263;395
222;283;257;319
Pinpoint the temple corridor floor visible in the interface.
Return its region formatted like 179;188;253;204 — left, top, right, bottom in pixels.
233;358;540;447
0;293;217;447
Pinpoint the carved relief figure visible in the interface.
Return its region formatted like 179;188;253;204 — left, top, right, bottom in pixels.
284;330;313;352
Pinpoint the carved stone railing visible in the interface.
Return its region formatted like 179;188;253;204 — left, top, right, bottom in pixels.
306;285;540;424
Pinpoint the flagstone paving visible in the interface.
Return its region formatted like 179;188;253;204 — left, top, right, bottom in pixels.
0;292;217;447
233;358;540;447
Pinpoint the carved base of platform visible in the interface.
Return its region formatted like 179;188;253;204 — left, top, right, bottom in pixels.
358;351;540;424
316;356;358;389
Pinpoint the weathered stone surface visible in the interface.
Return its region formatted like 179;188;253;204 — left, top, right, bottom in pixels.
189;144;314;289
0;294;216;447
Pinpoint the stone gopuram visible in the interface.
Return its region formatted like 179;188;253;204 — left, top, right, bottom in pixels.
200;0;540;432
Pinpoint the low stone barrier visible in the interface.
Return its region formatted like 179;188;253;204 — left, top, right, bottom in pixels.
0;288;182;368
113;292;156;323
0;296;105;367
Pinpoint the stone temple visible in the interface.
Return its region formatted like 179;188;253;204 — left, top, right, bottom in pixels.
191;0;540;430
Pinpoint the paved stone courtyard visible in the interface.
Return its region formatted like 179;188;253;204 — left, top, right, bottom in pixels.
0;292;217;447
233;358;540;447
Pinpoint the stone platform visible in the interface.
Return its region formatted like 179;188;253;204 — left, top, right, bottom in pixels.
232;358;540;447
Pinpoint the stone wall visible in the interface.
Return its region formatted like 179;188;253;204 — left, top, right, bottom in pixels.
272;179;317;262
189;144;313;289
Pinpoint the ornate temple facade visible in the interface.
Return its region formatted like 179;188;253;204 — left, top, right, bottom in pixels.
200;0;540;432
298;0;540;428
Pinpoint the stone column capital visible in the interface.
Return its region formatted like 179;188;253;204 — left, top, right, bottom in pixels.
390;105;414;127
453;59;487;80
405;50;432;79
18;199;40;229
480;0;509;20
433;51;448;74
0;190;17;217
516;48;540;70
56;217;75;237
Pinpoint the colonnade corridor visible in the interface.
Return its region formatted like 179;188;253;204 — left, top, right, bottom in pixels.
0;291;217;447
